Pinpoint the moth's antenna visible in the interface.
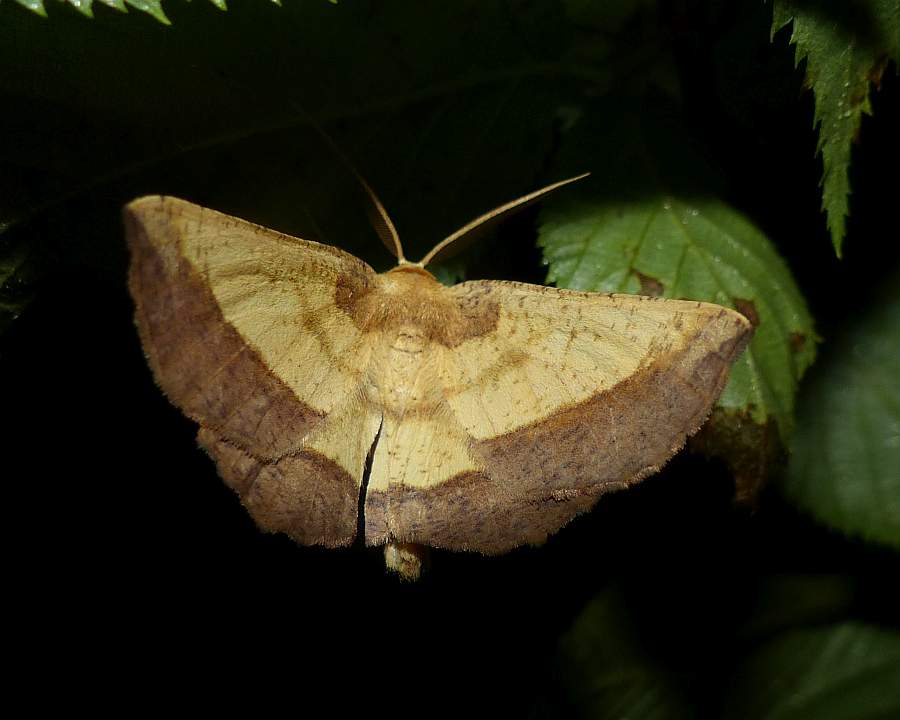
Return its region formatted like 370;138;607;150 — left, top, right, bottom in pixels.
417;173;590;268
300;113;407;263
352;170;406;264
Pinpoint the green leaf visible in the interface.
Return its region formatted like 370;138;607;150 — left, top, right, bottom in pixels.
557;589;693;720
782;278;900;549
724;622;900;720
10;0;167;22
736;575;856;644
9;0;286;22
12;0;47;16
122;0;169;23
49;1;131;17
772;0;900;256
539;102;816;445
66;0;94;17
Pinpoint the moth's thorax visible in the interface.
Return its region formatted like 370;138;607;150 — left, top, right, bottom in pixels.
354;268;451;415
335;262;498;356
344;265;462;341
339;266;492;417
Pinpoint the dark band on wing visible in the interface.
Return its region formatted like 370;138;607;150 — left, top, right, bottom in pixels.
199;429;360;548
126;199;323;460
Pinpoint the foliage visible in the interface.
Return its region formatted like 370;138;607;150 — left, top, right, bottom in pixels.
559;577;900;719
784;275;900;549
11;0;285;24
723;620;900;719
773;0;900;256
1;0;897;717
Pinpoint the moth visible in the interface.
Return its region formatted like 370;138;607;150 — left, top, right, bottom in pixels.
125;175;752;579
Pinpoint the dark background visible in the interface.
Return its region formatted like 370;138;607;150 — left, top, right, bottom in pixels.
2;1;898;715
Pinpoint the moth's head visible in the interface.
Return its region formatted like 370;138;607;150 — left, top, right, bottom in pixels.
387;262;436;280
380;264;443;301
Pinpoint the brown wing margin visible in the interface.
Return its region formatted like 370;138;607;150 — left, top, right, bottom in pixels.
364;284;753;554
125;196;374;547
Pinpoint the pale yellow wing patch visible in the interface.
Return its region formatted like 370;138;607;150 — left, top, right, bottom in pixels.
167;198;377;416
367;406;479;492
444;281;740;439
304;394;383;486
